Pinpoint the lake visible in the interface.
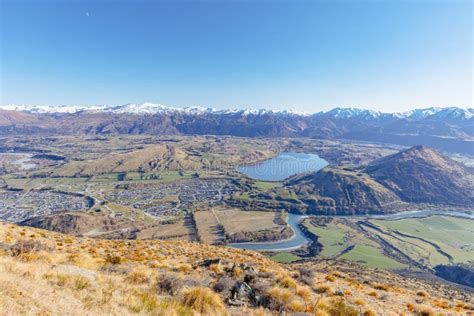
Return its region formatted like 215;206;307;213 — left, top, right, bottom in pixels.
238;152;328;181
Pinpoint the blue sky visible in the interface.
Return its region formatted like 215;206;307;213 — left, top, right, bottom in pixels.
0;0;472;112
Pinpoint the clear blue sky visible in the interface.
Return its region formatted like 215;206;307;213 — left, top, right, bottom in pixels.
0;0;472;112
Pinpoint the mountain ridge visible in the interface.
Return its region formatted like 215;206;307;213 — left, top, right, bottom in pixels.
2;103;473;120
285;145;474;214
1;104;473;156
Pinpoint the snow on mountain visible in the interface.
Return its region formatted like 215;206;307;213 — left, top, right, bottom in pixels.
106;103;176;114
317;107;382;120
0;104;101;113
427;107;474;120
399;107;443;120
0;103;471;120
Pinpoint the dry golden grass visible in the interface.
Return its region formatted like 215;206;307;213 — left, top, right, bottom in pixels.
213;207;278;233
0;222;470;316
180;286;226;315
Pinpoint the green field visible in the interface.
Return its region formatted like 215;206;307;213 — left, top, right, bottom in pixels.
303;216;474;270
339;244;408;269
302;218;407;269
371;216;474;266
269;252;301;263
254;181;282;191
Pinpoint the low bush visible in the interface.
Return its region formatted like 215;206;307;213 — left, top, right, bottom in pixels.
156;272;183;296
180;286;225;315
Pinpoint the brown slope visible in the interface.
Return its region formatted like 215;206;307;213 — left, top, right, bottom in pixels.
365;145;474;206
54;144;202;176
285;167;404;215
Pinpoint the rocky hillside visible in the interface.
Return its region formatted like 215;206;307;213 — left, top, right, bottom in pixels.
365;145;474;206
285;146;473;214
0;222;472;315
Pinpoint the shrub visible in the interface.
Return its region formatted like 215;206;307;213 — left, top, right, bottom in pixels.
325;275;336;282
296;286;312;301
180;286;225;314
363;309;377;316
434;299;449;309
233;267;243;278
368;291;378;297
156;272;183;296
105;254;122;265
279;276;297;289
288;299;305;312
209;263;222;274
9;240;46;257
373;283;390;291
354;298;365;306
74;276;90;290
126;269;149;285
307;298;329;314
265;286;294;311
416;291;428;297
314;284;333;295
213;276;235;295
326;299;359;316
128;291;159;313
415;304;435;316
177;263;192;273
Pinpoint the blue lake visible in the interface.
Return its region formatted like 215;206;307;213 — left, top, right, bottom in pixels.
238;152;328;181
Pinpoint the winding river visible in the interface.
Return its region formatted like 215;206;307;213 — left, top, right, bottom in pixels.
230;213;311;251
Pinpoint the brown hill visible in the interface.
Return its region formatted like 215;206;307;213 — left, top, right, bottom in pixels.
54;144;203;176
365;145;474;206
0;222;471;315
285;167;404;215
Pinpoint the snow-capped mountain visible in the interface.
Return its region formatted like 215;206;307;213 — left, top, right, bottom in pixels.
2;102;471;121
1;102;473;155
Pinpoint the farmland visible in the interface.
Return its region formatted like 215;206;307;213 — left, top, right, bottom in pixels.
302;215;474;272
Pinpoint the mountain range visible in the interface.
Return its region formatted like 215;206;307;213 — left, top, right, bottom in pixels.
1;103;473;155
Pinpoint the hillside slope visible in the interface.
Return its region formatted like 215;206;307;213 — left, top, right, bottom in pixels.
286;167;405;215
285;146;474;214
365;145;474;206
0;222;472;315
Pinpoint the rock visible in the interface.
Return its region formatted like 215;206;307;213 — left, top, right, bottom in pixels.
231;281;252;300
197;258;222;268
227;299;246;307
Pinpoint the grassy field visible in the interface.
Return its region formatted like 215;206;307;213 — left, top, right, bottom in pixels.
303;216;473;270
193;210;224;245
270;252;301;263
339;244;408;269
253;181;282;191
136;219;196;241
370;216;474;266
303;218;408;270
213;208;278;234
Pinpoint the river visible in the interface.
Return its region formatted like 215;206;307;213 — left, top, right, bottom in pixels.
229;210;474;252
